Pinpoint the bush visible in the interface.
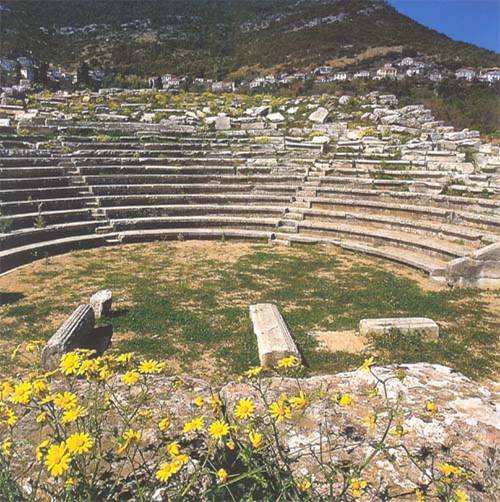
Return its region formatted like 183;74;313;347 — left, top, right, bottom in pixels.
0;348;475;500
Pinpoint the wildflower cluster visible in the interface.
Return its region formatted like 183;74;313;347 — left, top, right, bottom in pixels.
0;345;476;500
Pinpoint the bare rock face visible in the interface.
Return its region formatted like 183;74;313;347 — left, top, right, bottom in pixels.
41;304;95;368
90;289;113;319
220;363;499;498
215;114;231;130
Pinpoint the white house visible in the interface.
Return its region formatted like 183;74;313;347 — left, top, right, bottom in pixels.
332;71;348;81
353;70;370;79
398;57;414;67
429;71;443;82
315;66;333;75
455;68;476;81
376;64;397;79
478;69;500;83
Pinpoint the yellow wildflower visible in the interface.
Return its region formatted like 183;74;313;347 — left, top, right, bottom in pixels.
210;394;222;413
234;398;255;420
244;366;262;378
426;401;438;415
390;424;407;438
350;478;367;498
159;416;171;432
77;359;99;378
115;352;133;364
1;439;12;457
183;416;204;433
226;439;236;450
437;463;466;479
364;414;378;430
61;405;87;424
11;382;32;405
36;440;50;461
454;489;468;502
289;391;308;409
208;419;230;439
358;356;374;372
66;433;93;455
269;400;291;423
0;405;17;427
122;370;140;386
36;411;48;424
45;442;71;477
277;355;299;369
0;381;14;401
167;441;180;456
32;379;48;395
98;365;112;381
156;462;176;483
193;396;204;407
138;359;165;374
415;488;426;501
60;353;81;375
53;391;77;410
337;393;352;407
217;468;228;483
297;477;312;492
248;431;264;449
117;429;141;455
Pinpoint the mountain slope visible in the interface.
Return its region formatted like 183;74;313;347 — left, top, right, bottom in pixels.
1;0;498;77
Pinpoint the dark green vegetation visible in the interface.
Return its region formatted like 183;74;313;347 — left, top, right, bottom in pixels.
1;242;498;382
3;0;498;80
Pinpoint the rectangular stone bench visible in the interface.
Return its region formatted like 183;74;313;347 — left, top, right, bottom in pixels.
249;303;301;368
359;317;439;339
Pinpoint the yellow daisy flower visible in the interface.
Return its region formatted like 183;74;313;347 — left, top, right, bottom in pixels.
45;442;71;477
122;370;140;386
182;416;204;434
217;468;228;483
66;433;93;455
60;353;81;375
208;419;230;439
234;398;255;420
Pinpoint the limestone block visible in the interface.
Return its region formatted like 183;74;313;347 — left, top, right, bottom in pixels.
42;304;95;368
339;95;351;105
267;112;285;123
359;317;439;339
249;303;301;367
90;289;113;319
308;107;329;124
215;115;231;130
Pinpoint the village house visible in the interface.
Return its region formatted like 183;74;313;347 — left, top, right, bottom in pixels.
212;81;235;92
478;69;500;83
331;71;349;81
376;64;397;79
314;66;333;76
429;71;443;82
455;68;476;81
193;77;213;90
353;70;370;79
398;57;415;66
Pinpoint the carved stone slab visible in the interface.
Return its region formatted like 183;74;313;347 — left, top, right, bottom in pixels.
41;304;95;368
90;289;113;318
359;317;439;339
249;303;301;368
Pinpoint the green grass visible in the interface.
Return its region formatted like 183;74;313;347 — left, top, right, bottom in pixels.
0;242;498;382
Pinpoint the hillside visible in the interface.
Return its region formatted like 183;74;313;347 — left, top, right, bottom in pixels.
1;0;499;77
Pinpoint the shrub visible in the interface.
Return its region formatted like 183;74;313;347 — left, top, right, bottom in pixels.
0;348;476;500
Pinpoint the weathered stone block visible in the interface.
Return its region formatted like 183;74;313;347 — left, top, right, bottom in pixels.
41;304;95;368
215;115;231;130
90;289;113;319
249;303;301;367
308;107;329;124
359;317;439;339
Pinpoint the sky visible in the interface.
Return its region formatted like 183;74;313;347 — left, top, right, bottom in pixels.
388;0;500;53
